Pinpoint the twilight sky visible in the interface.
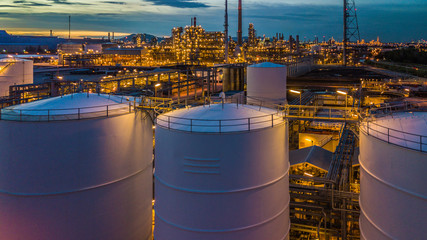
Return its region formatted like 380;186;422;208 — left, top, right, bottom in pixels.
0;0;426;42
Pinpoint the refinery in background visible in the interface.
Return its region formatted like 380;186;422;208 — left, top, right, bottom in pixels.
0;1;426;240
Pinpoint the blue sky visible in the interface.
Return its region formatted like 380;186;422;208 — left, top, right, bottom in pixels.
0;0;426;42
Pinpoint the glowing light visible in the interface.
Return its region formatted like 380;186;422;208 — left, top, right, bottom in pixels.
304;172;314;177
290;90;301;94
337;90;348;95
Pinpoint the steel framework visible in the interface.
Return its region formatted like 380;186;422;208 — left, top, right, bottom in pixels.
343;0;361;66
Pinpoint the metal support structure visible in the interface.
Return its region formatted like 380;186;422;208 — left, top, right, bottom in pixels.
343;0;361;66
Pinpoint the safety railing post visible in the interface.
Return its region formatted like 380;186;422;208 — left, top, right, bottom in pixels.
20;110;22;121
106;106;109;118
420;136;423;152
78;108;81;119
129;102;131;113
248;118;251;131
47;110;49;122
168;116;170;129
367;122;369;135
219;120;222;134
271;114;274;127
388;128;390;143
190;119;193;132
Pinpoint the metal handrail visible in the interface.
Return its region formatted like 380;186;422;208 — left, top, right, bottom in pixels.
0;101;137;122
360;120;426;152
157;112;284;133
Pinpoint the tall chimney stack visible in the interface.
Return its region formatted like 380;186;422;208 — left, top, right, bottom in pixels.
194;17;197;27
237;0;242;46
68;15;71;40
224;0;229;62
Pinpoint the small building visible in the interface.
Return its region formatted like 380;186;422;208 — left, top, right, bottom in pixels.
289;146;333;178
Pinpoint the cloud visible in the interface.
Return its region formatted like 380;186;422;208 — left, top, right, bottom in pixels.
101;1;126;5
13;0;51;6
48;0;91;5
0;4;22;8
145;0;209;8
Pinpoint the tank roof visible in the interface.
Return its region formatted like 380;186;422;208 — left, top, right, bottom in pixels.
1;93;136;121
249;62;285;68
0;57;31;63
363;111;427;151
157;103;284;133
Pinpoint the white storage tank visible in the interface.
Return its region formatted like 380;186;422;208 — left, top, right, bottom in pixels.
0;93;153;240
0;57;33;96
154;103;290;240
359;112;427;240
247;62;287;104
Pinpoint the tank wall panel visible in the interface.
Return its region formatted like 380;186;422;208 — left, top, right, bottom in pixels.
247;66;287;104
359;131;427;240
0;112;153;240
0;60;33;96
155;122;290;240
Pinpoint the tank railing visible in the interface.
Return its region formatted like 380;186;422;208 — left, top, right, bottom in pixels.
156;112;284;133
364;100;426;119
280;104;360;121
0;100;138;122
361;120;427;152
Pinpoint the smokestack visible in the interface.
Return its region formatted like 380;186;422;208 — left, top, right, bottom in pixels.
50;30;53;37
112;32;115;40
108;32;111;41
194;17;197;27
237;0;242;46
68;15;71;40
224;0;229;62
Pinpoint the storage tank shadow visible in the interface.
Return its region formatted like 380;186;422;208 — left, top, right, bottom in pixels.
359;111;427;240
154;103;290;240
0;93;153;240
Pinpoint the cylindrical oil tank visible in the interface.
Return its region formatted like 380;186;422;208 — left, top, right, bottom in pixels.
0;93;153;240
0;58;33;96
359;112;427;240
155;103;290;240
247;62;287;104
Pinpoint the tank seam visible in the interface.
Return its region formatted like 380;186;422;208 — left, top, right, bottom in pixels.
154;165;289;194
155;199;290;233
359;201;397;240
360;162;427;200
0;161;153;197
